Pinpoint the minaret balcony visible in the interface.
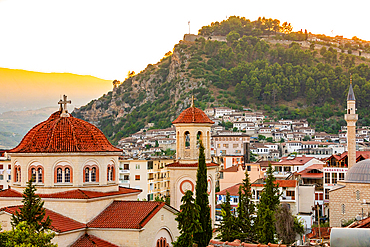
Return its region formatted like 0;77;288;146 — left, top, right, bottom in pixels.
345;114;358;121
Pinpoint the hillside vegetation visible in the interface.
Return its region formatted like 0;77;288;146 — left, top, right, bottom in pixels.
73;16;370;145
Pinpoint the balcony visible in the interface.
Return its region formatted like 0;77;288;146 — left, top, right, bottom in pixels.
119;169;130;174
119;179;130;184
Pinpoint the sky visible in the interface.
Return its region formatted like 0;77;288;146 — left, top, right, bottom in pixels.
0;0;369;81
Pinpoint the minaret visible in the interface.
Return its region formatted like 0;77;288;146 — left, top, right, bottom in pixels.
345;76;358;169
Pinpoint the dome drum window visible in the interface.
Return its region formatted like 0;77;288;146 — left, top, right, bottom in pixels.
84;165;99;183
28;165;44;184
54;166;73;184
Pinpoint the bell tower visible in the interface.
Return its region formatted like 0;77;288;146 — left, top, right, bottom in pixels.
345;76;358;169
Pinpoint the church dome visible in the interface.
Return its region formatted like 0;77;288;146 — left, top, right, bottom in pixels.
345;159;370;183
172;106;214;124
9;111;121;153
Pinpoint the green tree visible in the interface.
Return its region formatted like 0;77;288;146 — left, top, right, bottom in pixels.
258;135;266;141
194;141;212;247
235;170;256;243
173;190;202;247
303;135;311;141
12;179;51;233
217;191;236;241
275;204;297;244
255;164;281;244
4;221;56;247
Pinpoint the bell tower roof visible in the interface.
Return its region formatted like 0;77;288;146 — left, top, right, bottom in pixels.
172;106;214;124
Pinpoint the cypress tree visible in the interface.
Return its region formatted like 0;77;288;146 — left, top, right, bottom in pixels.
173;190;202;247
217;191;236;241
194;141;212;247
11;178;51;232
255;163;280;244
235;170;256;243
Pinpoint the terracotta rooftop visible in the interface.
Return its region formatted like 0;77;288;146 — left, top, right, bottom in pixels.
1;205;85;233
9;110;122;153
252;180;297;188
216;183;242;196
0;187;142;199
172;106;214;124
71;233;119;247
348;216;370;228
220;165;239;172
306;227;331;239
88;201;169;229
166;162;219;168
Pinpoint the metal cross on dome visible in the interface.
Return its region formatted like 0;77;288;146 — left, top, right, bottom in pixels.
191;95;196;107
58;95;71;114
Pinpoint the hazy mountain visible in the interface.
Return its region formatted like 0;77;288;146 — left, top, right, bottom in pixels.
0;68;113;113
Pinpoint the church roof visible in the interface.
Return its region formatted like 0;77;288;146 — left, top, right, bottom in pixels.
216;183;242;196
0;187;142;199
0;205;85;233
166;162;219;168
87;201;169;229
172;106;214;124
347;82;356;101
9;110;122;153
71;233;119;247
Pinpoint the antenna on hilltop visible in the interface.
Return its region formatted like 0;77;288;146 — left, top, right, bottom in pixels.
188;21;190;34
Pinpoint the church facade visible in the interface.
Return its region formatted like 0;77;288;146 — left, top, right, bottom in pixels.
0;96;179;247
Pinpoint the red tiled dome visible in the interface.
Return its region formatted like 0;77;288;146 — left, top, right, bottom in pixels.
9;111;121;153
172;106;214;124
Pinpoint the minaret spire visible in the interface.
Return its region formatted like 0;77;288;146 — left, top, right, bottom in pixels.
345;75;358;169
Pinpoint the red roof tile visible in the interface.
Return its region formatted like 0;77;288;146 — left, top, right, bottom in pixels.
216;183;242;196
71;233;119;247
0;187;142;199
220;165;239;172
88;201;167;229
1;205;85;233
252;180;297;187
172;106;214;124
9;111;122;153
348;216;370;228
166;162;219;168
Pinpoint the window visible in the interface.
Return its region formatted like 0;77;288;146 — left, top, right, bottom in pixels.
223;144;229;148
37;168;43;183
325;173;330;184
123;175;129;180
0;165;3;169
85;168;90;182
233;197;238;203
57;168;63;183
124;164;129;170
135;164;141;169
325;189;330;200
217;144;220;148
233;144;239;148
247;166;251;171
91;168;96;182
0;175;3;180
356;190;360;200
31;168;36;181
339;173;345;181
65;168;70;183
286;191;295;199
342;204;345;214
135;175;140;180
332;173;337;184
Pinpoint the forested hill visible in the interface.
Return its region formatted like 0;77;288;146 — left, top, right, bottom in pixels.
73;16;370;145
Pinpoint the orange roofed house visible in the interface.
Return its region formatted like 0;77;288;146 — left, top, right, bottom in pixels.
0;97;179;247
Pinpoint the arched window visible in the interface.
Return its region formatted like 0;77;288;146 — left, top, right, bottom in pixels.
342;204;345;214
185;131;190;149
85;168;90;182
37;168;43;183
107;167;111;181
57;168;63;183
91;167;96;182
356;190;360;200
15;167;21;183
197;131;202;148
65;168;70;183
31;168;36;182
107;165;115;182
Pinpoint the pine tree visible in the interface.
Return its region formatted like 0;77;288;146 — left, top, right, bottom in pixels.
217;191;236;241
255;163;280;244
11;178;52;232
173;190;202;247
235;170;256;243
194;141;212;247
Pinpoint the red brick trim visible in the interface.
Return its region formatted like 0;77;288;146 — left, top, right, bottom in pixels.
83;165;99;183
179;180;194;194
54;165;73;183
28;165;44;183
